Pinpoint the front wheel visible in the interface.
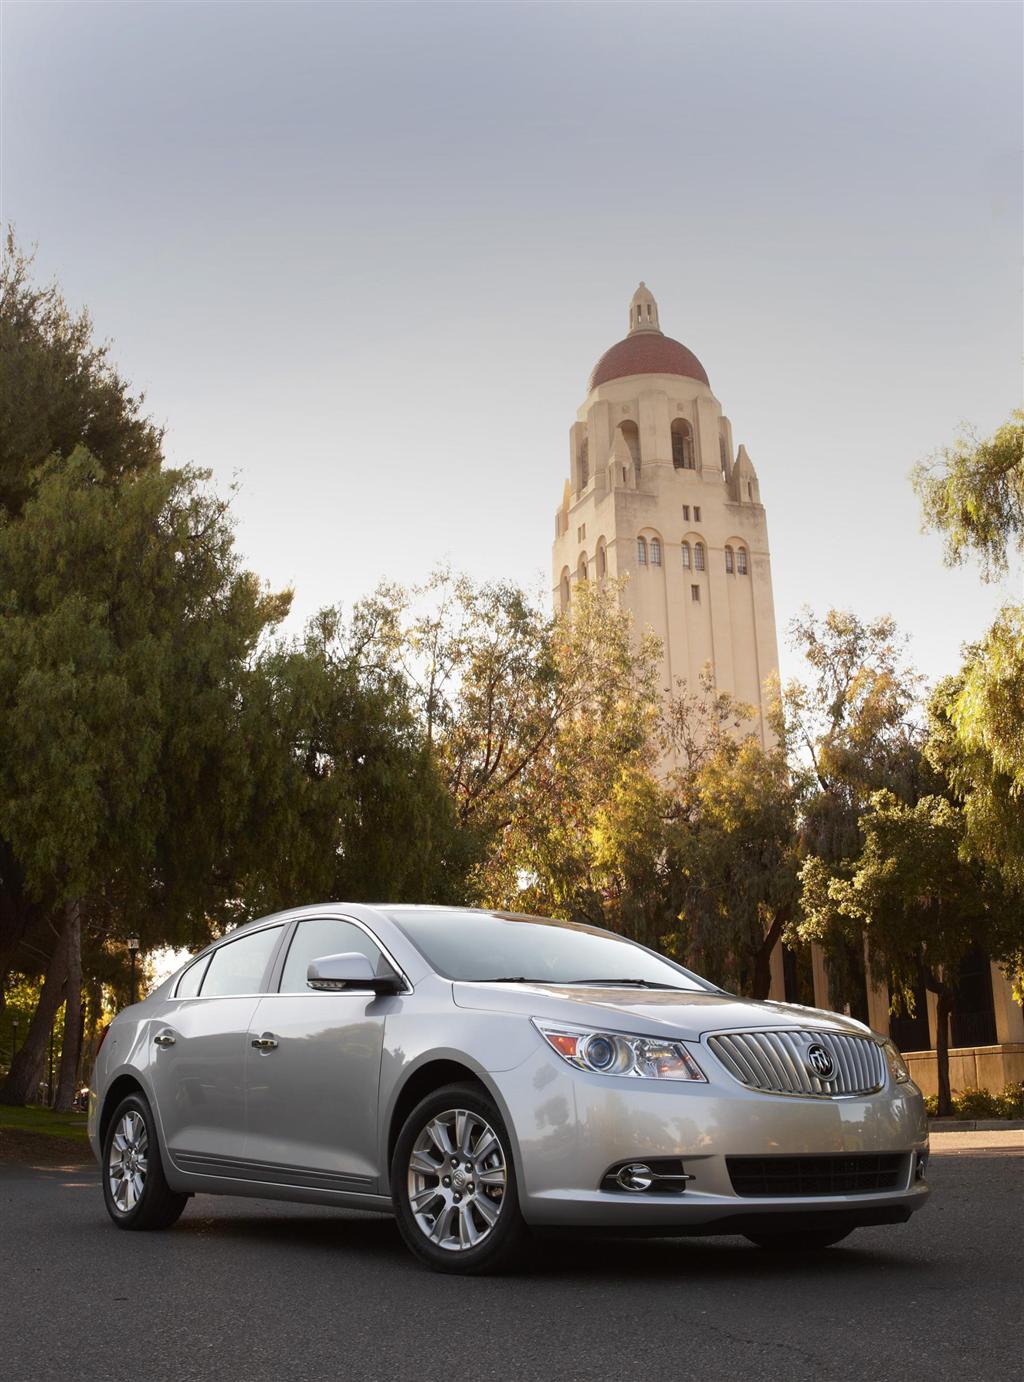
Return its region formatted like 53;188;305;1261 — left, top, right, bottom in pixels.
746;1227;854;1251
391;1083;529;1274
101;1092;188;1231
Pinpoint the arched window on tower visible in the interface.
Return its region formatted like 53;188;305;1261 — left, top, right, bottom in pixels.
578;437;589;490
720;434;729;474
694;541;706;571
671;418;695;470
596;542;607;579
650;537;662;566
560;568;571;610
619;420;641;475
636;537;648;566
737;546;748;575
578;553;588;582
681;541;691;569
725;545;735;574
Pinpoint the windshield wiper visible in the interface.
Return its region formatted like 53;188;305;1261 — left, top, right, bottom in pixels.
477;976;552;984
561;978;690;991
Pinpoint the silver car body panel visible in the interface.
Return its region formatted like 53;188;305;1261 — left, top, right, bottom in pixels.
88;903;929;1233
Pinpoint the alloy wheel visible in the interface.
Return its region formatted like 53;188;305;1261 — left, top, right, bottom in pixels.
407;1108;507;1251
108;1109;148;1213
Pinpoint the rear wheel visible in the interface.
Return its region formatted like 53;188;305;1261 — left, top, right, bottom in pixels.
746;1227;854;1251
101;1092;188;1231
391;1082;529;1274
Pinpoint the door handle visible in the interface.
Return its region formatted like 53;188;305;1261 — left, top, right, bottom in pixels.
154;1030;176;1048
251;1033;278;1051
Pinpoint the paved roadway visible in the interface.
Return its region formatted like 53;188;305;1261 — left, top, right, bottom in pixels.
1;1144;1020;1382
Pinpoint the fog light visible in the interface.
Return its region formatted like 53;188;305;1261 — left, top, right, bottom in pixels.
616;1163;654;1192
915;1150;928;1181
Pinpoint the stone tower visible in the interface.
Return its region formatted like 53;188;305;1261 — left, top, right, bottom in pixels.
552;283;781;746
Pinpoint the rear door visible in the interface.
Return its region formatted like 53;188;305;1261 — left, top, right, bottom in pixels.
243;916;401;1194
148;924;285;1177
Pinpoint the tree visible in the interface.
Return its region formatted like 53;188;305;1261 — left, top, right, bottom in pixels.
668;728;801;999
913;410;1024;580
0;236;168;1026
800;790;1022;1115
236;605;470;918
467;578;664;927
0;451;290;1103
925;642;1024;994
785;608;932;1012
914;411;1024;989
0;234;163;518
354;571;664;919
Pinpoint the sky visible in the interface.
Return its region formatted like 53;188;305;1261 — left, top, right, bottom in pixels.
2;0;1021;690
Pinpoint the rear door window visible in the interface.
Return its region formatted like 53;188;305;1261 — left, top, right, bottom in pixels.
199;926;283;998
175;954;210;999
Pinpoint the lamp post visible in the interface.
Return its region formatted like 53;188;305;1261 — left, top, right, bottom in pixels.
127;933;140;1006
10;1018;18;1074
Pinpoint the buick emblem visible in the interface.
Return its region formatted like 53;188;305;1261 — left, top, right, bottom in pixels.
805;1042;836;1080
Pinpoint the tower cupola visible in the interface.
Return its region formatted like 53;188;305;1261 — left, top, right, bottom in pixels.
629;282;661;334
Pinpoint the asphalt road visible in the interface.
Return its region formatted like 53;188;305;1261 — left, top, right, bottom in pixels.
1;1146;1020;1382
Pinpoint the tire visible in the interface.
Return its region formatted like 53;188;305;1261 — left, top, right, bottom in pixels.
391;1082;530;1274
746;1227;854;1251
101;1092;188;1231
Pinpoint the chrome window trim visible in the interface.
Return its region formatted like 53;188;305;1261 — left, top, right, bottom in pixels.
171;920;287;1000
170;913;412;1001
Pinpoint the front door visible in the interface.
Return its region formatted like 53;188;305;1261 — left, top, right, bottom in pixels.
243;916;399;1194
148;924;284;1177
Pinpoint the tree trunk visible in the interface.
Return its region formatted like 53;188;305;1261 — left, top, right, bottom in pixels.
751;909;787;1001
54;902;83;1113
935;989;955;1118
0;915;70;1107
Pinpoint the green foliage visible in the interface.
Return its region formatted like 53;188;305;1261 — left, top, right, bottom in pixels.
0;234;163;518
237;606;469;918
913;410;1024;580
466;578;664;926
923;1084;1024;1121
667;728;801;996
785;608;939;1014
800;789;1019;1005
785;608;927;863
0;450;289;945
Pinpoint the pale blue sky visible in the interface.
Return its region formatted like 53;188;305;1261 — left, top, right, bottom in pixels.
3;1;1021;687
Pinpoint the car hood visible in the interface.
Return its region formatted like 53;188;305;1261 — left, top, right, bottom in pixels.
451;982;877;1042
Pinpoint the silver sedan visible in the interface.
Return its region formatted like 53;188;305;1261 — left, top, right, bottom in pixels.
89;904;929;1273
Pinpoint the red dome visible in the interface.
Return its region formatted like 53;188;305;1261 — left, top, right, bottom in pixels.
588;333;709;392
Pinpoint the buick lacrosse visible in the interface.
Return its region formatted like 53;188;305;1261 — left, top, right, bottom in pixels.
89;904;929;1273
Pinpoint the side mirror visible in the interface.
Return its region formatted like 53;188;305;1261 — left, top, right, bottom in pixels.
306;952;403;995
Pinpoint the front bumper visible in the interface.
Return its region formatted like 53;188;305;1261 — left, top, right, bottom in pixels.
494;1046;930;1231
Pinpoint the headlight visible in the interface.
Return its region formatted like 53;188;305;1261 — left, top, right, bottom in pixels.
881;1038;912;1084
533;1020;706;1082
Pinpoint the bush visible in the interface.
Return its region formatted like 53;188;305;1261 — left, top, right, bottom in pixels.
994;1081;1024;1119
951;1087;1003;1119
925;1083;1024;1120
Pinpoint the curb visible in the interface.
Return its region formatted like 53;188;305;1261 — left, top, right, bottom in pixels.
929;1118;1024;1132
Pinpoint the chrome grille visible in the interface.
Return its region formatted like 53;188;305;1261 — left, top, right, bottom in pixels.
707;1028;886;1097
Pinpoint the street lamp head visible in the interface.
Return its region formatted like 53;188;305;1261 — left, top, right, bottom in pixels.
127;933;140;953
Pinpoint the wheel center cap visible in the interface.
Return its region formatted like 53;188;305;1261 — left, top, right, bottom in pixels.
452;1167;468;1191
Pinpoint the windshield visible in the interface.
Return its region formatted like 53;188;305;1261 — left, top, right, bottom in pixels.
387;909;712;990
